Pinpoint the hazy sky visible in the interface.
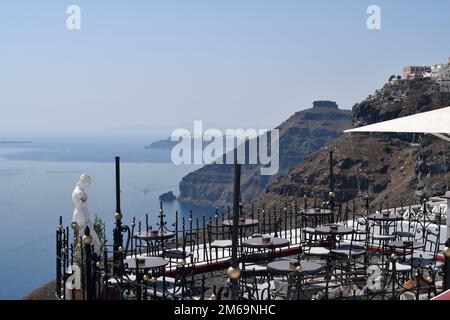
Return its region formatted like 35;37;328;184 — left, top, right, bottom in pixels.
1;0;450;138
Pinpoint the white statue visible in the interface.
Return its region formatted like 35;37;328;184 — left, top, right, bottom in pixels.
72;174;101;253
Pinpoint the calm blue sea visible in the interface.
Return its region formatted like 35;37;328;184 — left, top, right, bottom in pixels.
0;140;210;300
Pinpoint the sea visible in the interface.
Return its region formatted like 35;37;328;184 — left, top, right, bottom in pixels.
0;139;210;299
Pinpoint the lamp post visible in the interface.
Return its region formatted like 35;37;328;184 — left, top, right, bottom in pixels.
228;161;242;300
329;151;336;223
364;194;370;215
113;156;123;275
440;192;450;291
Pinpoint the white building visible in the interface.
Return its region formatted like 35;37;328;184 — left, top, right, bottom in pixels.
431;57;450;92
431;65;441;78
438;78;450;92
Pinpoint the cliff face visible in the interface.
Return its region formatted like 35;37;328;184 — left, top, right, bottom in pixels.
352;78;450;127
178;101;352;207
257;78;450;208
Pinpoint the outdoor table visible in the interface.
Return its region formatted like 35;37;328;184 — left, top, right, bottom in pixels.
243;237;290;249
133;231;175;256
365;213;404;265
222;218;259;228
133;231;175;241
367;213;403;222
387;241;425;250
302;208;331;227
123;256;169;270
223;218;259;255
367;212;404;237
314;226;354;248
267;259;324;275
314;226;354;236
303;208;331;216
123;256;169;300
222;218;259;239
387;241;426;263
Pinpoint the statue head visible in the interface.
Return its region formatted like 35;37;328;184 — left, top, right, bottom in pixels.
77;174;92;189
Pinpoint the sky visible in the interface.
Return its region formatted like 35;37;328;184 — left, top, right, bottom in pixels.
1;0;450;139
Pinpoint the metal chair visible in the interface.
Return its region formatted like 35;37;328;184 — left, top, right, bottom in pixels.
301;228;330;260
206;222;233;265
392;206;418;240
162;231;196;266
238;269;273;300
330;231;367;279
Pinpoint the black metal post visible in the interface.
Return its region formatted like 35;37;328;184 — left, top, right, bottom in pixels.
56;217;63;299
116;156;121;213
230;161;241;300
113;156;123;275
329;151;335;223
231;162;241;267
330;151;334;194
365;194;370;215
444;239;450;291
83;226;94;300
159;202;167;253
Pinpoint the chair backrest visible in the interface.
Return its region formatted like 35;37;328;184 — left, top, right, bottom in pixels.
260;212;281;235
336;230;363;257
240;251;270;271
424;225;441;256
239;269;269;300
173;260;196;298
207;223;230;242
286;272;309;300
391;241;415;269
334;204;343;225
398;206;419;237
355;217;368;232
121;224;133;257
183;231;197;254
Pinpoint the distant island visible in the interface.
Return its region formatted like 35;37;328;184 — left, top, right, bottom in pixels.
145;138;182;150
145;136;226;150
159;191;176;202
0;141;32;144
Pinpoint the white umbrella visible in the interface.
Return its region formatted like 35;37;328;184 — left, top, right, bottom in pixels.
344;106;450;237
345;106;450;141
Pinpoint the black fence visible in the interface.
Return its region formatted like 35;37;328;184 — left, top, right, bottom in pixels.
56;197;450;301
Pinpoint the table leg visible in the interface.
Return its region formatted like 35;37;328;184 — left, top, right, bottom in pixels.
136;271;142;300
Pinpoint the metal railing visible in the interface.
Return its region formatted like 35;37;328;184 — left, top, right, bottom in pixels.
56;197;450;300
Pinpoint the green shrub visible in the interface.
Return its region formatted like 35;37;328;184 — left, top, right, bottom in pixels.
93;215;106;253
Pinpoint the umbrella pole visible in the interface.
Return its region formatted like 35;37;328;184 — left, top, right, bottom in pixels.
442;192;450;291
229;161;242;300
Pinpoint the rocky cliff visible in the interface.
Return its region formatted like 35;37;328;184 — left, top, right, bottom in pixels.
257;78;450;208
178;101;352;207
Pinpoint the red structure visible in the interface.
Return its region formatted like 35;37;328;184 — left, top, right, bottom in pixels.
432;289;450;300
403;66;431;79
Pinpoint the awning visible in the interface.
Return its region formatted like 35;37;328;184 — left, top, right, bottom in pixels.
344;106;450;141
344;106;450;238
